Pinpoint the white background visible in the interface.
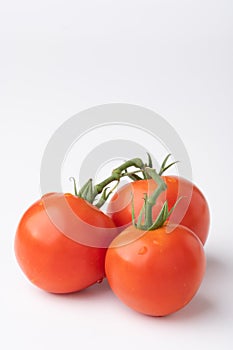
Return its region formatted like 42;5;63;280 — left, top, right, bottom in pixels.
1;0;233;349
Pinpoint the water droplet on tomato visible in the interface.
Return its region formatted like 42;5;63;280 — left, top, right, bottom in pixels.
138;246;147;255
153;239;159;245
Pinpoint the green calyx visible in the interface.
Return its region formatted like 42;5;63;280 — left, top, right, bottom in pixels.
158;153;179;176
132;167;181;231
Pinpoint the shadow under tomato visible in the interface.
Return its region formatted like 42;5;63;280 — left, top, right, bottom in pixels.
166;253;227;321
171;294;214;321
39;252;227;320
48;278;112;301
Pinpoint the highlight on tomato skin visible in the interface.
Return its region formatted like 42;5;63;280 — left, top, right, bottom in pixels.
105;224;206;317
107;175;210;245
14;192;117;294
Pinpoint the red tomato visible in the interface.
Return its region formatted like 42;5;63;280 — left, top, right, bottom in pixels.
105;224;206;316
15;193;117;293
107;176;210;244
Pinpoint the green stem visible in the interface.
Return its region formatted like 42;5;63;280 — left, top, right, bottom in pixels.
69;177;78;196
136;168;167;230
133;167;182;230
78;157;145;204
145;168;167;227
121;169;143;180
95;180;120;209
158;154;179;176
92;158;145;198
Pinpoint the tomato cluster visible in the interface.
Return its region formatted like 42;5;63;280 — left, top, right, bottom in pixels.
15;155;210;317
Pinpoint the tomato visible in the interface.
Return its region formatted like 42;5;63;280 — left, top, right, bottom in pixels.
107;176;210;245
105;224;206;316
15;193;117;293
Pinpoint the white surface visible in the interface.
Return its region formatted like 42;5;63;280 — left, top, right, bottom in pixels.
1;0;233;349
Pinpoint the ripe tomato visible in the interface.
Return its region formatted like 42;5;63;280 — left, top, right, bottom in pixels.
15;193;117;293
105;224;206;316
107;176;210;245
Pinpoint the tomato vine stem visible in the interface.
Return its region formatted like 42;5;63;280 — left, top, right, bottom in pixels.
135;167;180;231
77;157;147;207
93;158;145;197
136;168;167;230
70;153;178;209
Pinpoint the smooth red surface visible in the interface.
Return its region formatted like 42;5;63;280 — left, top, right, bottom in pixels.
15;193;116;293
105;224;206;316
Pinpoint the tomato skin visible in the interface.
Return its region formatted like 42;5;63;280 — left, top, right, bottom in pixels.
15;193;116;293
107;176;210;245
105;224;206;316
